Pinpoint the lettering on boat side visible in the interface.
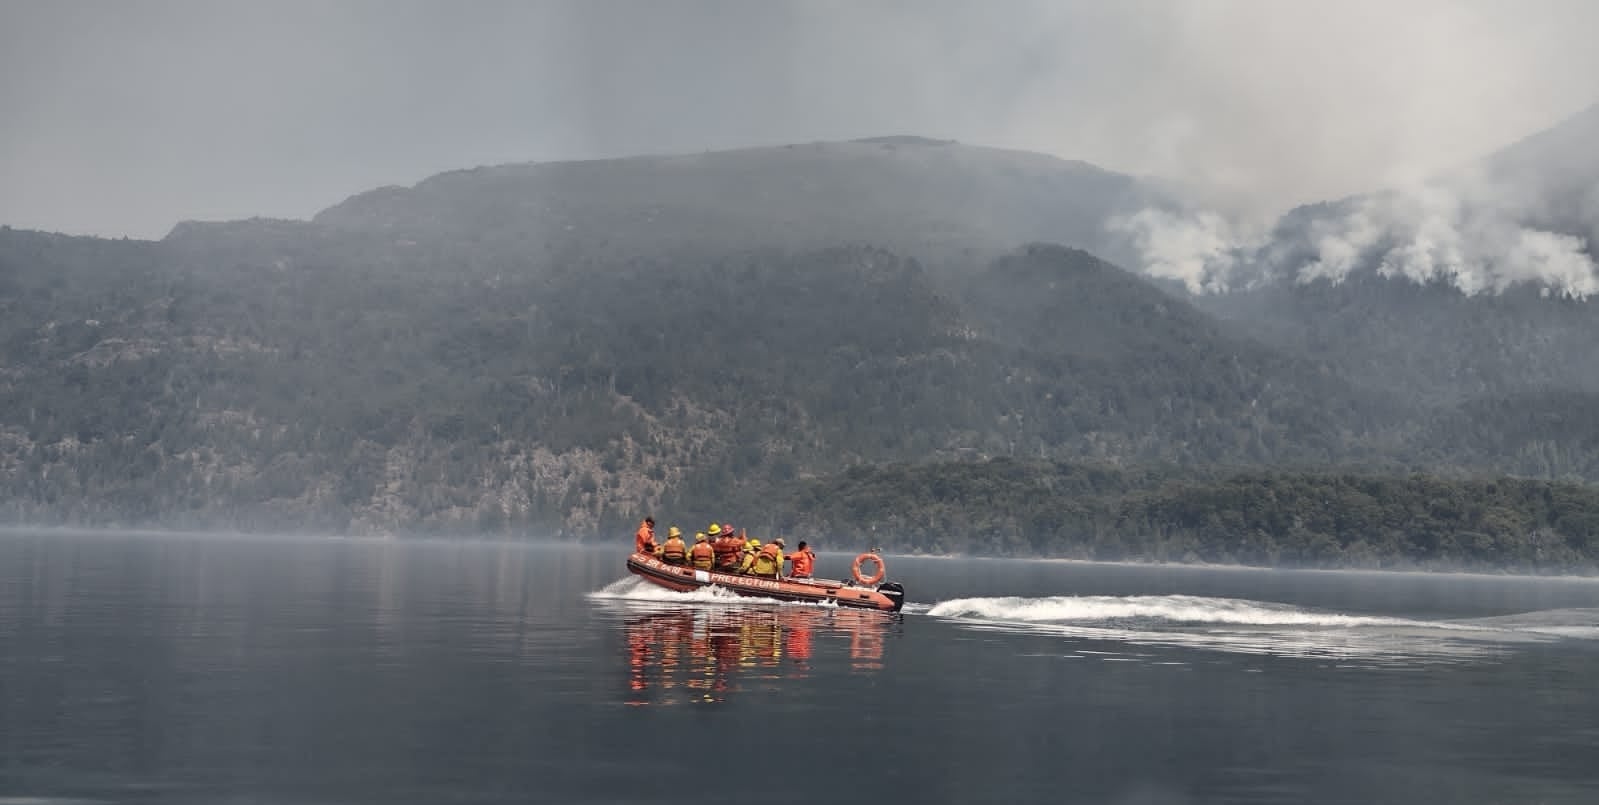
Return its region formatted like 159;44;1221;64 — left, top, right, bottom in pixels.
637;556;821;596
708;572;783;591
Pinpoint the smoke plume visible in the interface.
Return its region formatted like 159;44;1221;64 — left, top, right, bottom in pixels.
1112;156;1599;298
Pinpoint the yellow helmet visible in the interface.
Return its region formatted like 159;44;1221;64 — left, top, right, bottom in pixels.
668;526;681;538
695;531;707;542
707;523;722;536
747;539;760;548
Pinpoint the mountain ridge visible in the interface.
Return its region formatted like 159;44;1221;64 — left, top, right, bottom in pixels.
283;137;1172;272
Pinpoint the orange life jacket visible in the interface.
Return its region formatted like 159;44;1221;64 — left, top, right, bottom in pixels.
752;543;783;577
690;541;714;569
789;547;815;577
635;523;655;554
661;536;687;563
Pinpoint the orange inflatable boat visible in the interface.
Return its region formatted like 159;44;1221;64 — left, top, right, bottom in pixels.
626;551;906;612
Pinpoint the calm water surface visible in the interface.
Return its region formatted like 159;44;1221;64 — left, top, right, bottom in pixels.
3;532;1599;804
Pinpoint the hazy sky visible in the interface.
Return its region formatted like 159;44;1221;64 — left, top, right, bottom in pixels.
3;0;1597;239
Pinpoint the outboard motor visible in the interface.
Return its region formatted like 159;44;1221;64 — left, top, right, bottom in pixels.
877;581;906;612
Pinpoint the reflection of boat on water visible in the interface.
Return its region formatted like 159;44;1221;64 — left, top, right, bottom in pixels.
614;603;894;706
625;551;906;612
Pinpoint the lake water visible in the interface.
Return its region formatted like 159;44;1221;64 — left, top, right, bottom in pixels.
3;531;1598;804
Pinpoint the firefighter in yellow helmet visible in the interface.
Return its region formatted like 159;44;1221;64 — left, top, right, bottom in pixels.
659;526;688;565
738;539;761;574
689;531;715;570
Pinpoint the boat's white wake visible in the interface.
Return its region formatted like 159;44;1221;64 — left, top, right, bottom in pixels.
1457;607;1599;640
922;593;1599;667
928;594;1410;628
588;576;755;604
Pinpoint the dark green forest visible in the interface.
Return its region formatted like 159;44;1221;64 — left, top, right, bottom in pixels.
4;138;1599;571
769;459;1599;572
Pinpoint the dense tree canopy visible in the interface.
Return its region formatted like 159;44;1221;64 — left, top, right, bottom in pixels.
3;194;1599;572
768;458;1599;573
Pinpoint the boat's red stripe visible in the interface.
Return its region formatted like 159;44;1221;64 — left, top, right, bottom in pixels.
629;560;833;602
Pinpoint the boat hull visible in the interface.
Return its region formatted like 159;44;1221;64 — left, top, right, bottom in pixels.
626;552;905;612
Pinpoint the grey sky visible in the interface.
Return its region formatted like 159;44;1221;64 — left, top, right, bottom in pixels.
3;0;1597;239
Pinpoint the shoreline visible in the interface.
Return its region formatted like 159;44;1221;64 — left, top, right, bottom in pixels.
5;524;1597;582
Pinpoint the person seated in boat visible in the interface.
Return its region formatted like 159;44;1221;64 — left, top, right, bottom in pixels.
634;517;656;555
704;523;728;566
711;525;744;571
738;539;761;574
786;540;816;579
659;527;688;566
689;531;715;570
750;538;785;578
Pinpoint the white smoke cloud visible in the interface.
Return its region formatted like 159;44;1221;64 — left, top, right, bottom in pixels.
1105;207;1264;293
1298;205;1385;285
1503;230;1599;297
1348;171;1596;297
1112;164;1599;298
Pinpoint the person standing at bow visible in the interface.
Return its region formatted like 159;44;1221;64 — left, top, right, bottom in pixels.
634;517;656;555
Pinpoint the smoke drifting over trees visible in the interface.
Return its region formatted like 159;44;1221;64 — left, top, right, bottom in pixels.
1111;104;1599;297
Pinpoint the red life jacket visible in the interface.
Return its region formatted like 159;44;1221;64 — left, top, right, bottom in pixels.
712;536;743;567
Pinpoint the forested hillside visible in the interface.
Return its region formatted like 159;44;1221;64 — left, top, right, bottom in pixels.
0;224;1389;536
3;132;1599;567
769;458;1599;572
1188;104;1599;407
2;216;1596;555
1194;273;1599;406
